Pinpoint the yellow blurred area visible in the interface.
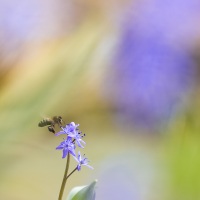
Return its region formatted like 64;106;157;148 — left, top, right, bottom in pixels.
0;14;120;200
0;1;200;200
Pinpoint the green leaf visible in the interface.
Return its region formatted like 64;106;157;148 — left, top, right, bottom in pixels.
66;180;97;200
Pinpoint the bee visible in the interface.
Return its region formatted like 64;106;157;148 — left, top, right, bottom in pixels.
38;116;63;134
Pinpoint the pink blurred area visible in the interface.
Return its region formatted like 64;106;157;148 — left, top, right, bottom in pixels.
0;0;83;66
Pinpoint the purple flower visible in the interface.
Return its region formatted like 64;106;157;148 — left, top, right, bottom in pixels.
56;138;76;159
103;0;197;130
68;131;86;148
75;151;93;171
55;122;79;136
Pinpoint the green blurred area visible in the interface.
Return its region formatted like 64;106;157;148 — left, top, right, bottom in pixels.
0;9;200;200
164;100;200;200
0;18;116;200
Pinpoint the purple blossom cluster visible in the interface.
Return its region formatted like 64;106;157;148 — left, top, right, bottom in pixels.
105;0;197;130
55;122;93;171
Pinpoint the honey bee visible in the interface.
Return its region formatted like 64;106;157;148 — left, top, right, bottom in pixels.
38;116;63;133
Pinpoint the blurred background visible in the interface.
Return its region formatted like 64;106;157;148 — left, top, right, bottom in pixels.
0;0;200;199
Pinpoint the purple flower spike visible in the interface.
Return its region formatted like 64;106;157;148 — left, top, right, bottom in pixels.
56;138;76;159
55;122;79;136
75;151;93;171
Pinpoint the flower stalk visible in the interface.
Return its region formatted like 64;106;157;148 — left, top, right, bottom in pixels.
58;153;70;200
66;167;78;179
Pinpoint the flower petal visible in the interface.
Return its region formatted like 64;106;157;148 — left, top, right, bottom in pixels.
69;147;76;157
56;145;63;150
83;164;94;170
62;148;68;158
55;131;66;136
77;164;81;171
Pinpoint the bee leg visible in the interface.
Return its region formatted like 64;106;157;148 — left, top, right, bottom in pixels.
48;125;55;134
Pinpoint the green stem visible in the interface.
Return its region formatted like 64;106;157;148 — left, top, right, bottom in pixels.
58;153;70;200
66;167;77;179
